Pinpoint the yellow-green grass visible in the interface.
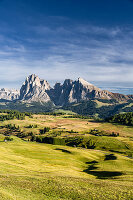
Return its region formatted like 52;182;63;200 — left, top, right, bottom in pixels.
123;103;133;108
98;122;133;137
54;109;76;115
0;115;100;135
0;137;132;199
0;114;133;138
0;114;132;158
0;114;132;199
94;100;112;108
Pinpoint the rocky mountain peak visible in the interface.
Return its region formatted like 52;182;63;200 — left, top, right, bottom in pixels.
23;74;50;90
54;82;61;89
19;74;51;102
0;88;20;101
0;74;132;104
78;77;93;86
63;79;73;86
25;74;41;87
77;77;101;92
40;79;51;90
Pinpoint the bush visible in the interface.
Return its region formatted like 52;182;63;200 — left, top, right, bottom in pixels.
4;136;13;141
28;132;33;136
30;135;36;141
39;127;50;134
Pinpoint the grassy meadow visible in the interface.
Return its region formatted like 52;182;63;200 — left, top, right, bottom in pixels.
0;112;132;199
0;137;132;200
1;113;133;137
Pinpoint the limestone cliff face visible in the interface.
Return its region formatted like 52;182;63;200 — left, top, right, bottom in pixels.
48;77;114;105
19;74;51;102
0;74;131;104
0;88;20;101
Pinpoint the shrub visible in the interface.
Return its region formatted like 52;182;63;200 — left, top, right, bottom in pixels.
39;127;50;134
4;136;13;141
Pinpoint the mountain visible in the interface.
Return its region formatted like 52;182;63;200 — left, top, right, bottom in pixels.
48;77;131;105
0;88;19;101
48;77;108;105
0;74;133;118
0;74;132;104
19;74;51;102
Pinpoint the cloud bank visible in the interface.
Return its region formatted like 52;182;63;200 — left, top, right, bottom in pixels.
0;17;133;91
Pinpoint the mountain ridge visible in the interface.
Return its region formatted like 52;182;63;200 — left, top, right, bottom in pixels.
0;74;132;104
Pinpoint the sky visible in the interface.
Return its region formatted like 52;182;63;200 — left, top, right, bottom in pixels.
0;0;133;94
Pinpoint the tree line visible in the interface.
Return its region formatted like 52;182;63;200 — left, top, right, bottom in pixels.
106;112;133;126
0;110;32;121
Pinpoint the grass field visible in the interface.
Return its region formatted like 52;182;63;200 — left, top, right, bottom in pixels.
1;114;133;138
0;136;132;200
0;113;132;199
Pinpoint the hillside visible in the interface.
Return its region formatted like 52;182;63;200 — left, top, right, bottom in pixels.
0;137;132;200
0;111;132;199
1;98;133;119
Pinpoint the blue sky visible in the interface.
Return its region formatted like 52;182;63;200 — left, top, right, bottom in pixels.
0;0;133;94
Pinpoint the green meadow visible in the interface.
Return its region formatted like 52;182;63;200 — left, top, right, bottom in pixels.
0;112;132;199
0;137;132;200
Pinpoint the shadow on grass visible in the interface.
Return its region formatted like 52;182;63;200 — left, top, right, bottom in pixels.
104;154;117;161
83;161;98;173
55;148;72;154
86;170;123;179
110;149;125;154
83;160;123;179
86;161;98;164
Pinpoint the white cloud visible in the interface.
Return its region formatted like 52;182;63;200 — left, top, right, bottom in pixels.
0;22;133;90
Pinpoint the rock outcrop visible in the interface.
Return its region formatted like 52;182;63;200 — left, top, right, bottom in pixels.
19;74;51;102
0;88;20;101
48;77;116;105
0;74;132;104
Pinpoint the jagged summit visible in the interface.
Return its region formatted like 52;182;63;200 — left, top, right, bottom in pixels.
0;74;132;104
24;74;41;87
0;88;20;101
77;77;102;93
24;74;50;89
19;74;51;102
47;77;111;105
78;77;93;86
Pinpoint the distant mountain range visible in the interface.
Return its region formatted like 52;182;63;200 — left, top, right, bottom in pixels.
0;88;19;101
1;74;133;118
0;74;133;104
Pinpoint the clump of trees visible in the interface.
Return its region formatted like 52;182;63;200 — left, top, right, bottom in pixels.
4;136;13;141
30;136;53;143
28;132;34;136
30;135;96;149
89;129;119;137
1;124;20;131
107;112;133;126
0;110;32;121
39;127;50;134
25;124;38;128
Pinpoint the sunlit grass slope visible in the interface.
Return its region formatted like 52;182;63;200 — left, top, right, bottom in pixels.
0;137;132;200
1;114;133;137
